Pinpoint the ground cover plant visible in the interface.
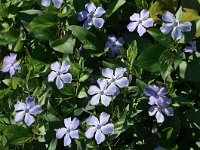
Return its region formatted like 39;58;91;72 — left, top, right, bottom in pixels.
0;0;200;149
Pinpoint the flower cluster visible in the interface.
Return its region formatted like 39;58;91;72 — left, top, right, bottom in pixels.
88;67;129;107
145;85;174;123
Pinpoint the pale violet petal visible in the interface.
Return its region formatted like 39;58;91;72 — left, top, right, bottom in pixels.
78;11;88;21
171;27;182;40
99;112;110;125
115;37;125;47
114;67;126;79
178;22;192;32
86;115;99;126
94;7;105;17
97;78;108;91
85;2;96;13
93;18;104;28
83;18;92;29
100;95;112;107
85;126;96;139
130;13;139;22
162;11;176;23
25;113;35;126
95;130;105;144
13;63;21;70
14;102;26;111
158;87;167;97
104;83;117;95
41;0;51;7
60;73;72;83
69;130;79;139
60;61;70;73
148;96;158;105
64;134;71;146
70;118;80;130
25;97;35;109
9;67;15;77
155;111;164;123
142;18;154;28
88;85;100;95
56;77;64;89
15;111;25;122
102;68;113;79
160;23;174;34
29;105;42;115
115;77;129;88
101;123;114;134
64;117;72;128
10;53;17;62
137;24;146;36
51;61;60;72
144;85;159;97
127;22;138;32
48;71;57;82
148;106;158;116
163;107;174;116
90;94;101;105
140;9;149;20
56;128;67;139
52;0;63;9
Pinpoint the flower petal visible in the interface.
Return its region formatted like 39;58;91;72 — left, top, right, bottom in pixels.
88;85;100;95
9;67;15;77
155;111;164;123
130;13;139;22
114;67;126;79
140;9;149;20
2;65;10;73
142;18;153;28
13;63;21;70
78;11;88;21
137;24;146;36
29;105;42;115
102;68;113;79
99;112;110;125
144;85;159;97
115;77;129;88
51;61;60;72
93;18;104;28
41;0;51;7
163;107;174;116
183;46;194;53
116;37;125;46
100;95;112;107
101;123;114;134
52;0;63;9
56;77;64;89
90;94;101;106
10;53;17;62
64;117;72;128
60;61;70;73
64;134;71;146
148;96;158;105
86;115;99;126
94;7;105;17
160;23;174;34
56;128;67;139
178;22;192;32
15;111;25;122
85;127;96;139
127;22;138;32
48;71;57;82
148;106;158;116
70;130;79;139
26;97;35;109
97;78;108;91
104;83;117;95
14;102;26;111
25;113;35;126
171;27;182;40
85;2;96;13
83;18;92;29
61;73;72;83
107;35;117;43
70;118;80;130
158;87;167;97
95;130;105;144
162;11;176;23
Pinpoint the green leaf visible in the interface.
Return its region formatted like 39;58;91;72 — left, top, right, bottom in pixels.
68;25;103;51
3;125;32;145
162;127;174;140
147;28;173;46
49;34;75;54
48;138;57;150
175;7;183;20
127;40;138;65
106;0;126;18
136;44;166;72
185;109;200;129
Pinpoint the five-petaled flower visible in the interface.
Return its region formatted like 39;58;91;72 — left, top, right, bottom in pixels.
14;97;42;126
48;61;72;89
78;2;106;29
160;11;192;41
183;41;197;53
41;0;63;9
56;117;80;146
102;67;129;95
88;78;116;107
127;9;154;36
105;35;125;57
2;53;21;77
145;85;174;123
85;112;114;144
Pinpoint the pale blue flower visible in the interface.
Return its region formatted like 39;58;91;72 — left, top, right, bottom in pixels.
160;11;192;41
14;97;42;126
78;2;106;29
56;117;80;146
105;35;125;57
85;112;114;144
127;9;154;36
48;61;72;89
88;78;116;107
41;0;63;9
183;41;197;53
145;85;174;123
2;53;20;77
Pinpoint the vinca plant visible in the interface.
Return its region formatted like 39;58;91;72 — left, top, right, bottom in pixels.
0;0;200;149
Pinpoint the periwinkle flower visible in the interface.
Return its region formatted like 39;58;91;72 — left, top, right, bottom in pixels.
102;67;129;95
105;35;125;57
88;78;116;107
56;117;79;146
145;85;174;123
41;0;63;9
14;97;42;126
85;112;114;144
160;11;192;41
78;2;106;29
2;53;20;77
183;41;197;53
48;61;72;89
127;9;154;36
